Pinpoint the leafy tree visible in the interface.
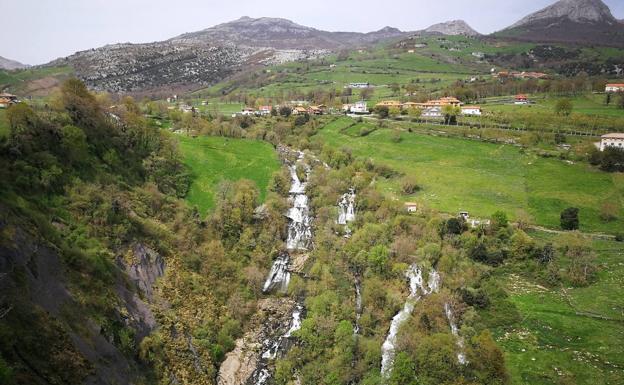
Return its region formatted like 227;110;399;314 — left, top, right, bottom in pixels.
554;99;573;116
279;106;292;117
560;207;579;230
60;125;89;167
599;201;618;222
444;217;464;236
441;105;460;125
491;211;509;230
376;106;389;119
599;147;624;172
618;92;624;110
400;176;420;195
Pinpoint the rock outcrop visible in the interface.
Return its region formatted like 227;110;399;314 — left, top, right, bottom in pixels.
422;20;481;36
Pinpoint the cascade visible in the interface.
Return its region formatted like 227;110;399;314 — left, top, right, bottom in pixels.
444;303;467;365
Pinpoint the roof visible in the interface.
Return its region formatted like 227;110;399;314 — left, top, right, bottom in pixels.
602;133;624;139
404;202;418;206
606;84;624;87
0;93;16;98
515;94;528;99
462;105;481;109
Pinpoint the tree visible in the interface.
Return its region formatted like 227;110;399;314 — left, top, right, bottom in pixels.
60;125;89;167
560;207;579;230
376;106;389;119
400;176;420;195
554;99;573;116
599;147;624;172
491;211;509;230
279;106;292;117
599;201;618;222
618;92;624;110
390;83;401;96
441;105;460;125
360;87;374;100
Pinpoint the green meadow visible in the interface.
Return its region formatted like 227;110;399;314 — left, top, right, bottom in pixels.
314;117;624;233
178;135;280;215
494;236;624;385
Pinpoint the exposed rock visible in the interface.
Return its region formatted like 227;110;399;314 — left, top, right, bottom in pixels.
0;55;29;70
218;298;297;385
117;243;165;301
422;20;481;36
289;253;309;274
498;0;624;47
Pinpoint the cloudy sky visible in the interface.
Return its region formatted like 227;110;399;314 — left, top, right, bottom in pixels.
2;0;623;65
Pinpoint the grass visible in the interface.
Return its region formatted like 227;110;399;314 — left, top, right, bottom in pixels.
0;110;8;139
177;135;280;215
314;117;624;233
494;237;624;385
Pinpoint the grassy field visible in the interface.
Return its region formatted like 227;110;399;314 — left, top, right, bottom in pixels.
314;117;624;233
178;135;280;215
495;236;624;385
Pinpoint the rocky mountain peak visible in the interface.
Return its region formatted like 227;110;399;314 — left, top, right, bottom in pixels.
0;55;29;70
510;0;616;28
423;20;480;36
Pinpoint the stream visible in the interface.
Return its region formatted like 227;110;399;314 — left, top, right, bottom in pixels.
251;149;313;385
380;266;440;378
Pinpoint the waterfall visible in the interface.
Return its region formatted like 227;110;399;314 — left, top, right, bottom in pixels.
380;266;440;378
252;303;304;385
253;149;313;385
262;252;291;294
286;153;312;251
337;188;356;225
444;303;467;365
353;275;363;335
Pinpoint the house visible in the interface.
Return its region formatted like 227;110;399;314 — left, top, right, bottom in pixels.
461;106;482;116
309;105;325;115
292;106;309;115
458;211;490;228
605;83;624;93
0;93;19;108
257;105;273;116
344;101;369;114
347;82;371;89
241;107;255;116
405;202;419;213
514;94;529;105
472;52;485;59
600;133;624;151
375;100;402;108
407;49;415;53
422;107;442;118
402;102;420;109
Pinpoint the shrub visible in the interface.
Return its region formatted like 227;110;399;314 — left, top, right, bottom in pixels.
560;207;579;230
599;201;618;222
400;177;420;195
615;233;624;242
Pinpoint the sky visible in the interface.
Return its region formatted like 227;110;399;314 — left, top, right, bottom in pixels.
2;0;623;65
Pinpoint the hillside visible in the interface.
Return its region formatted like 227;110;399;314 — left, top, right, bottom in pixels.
422;20;481;36
497;0;624;47
0;56;28;71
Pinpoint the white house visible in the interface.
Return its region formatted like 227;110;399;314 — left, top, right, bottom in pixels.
461;106;482;116
241;107;255;116
600;133;624;151
605;83;624;93
422;107;442;118
347;82;370;89
257;106;272;116
405;203;418;213
351;101;369;114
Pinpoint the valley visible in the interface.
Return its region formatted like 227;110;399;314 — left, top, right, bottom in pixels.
0;0;623;385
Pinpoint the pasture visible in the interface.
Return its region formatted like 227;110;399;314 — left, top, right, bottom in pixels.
314;117;624;233
178;135;281;215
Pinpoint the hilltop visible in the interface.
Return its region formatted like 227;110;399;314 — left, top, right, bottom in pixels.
0;56;28;70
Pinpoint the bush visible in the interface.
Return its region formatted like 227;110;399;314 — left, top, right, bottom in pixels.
615;233;624;242
400;177;420;195
376;106;389;119
599;201;618;222
560;207;579;230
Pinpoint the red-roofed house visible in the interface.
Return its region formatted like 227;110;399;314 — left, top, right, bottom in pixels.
605;84;624;93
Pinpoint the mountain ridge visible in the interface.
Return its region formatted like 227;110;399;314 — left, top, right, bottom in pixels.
0;55;29;70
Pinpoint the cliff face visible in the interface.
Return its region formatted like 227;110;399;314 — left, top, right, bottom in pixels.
0;215;165;384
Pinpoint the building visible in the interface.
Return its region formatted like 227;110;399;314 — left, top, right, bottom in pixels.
375;100;402;109
514;94;529;105
292;106;308;115
461;106;482;116
345;101;369;114
257;106;273;116
600;133;624;151
347;82;371;89
0;93;19;108
605;83;624;93
405;202;419;213
241;107;255;116
422;107;442;118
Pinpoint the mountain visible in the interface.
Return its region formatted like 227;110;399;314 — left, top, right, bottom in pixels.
497;0;624;47
47;17;411;94
171;16;408;50
422;20;481;36
0;55;28;70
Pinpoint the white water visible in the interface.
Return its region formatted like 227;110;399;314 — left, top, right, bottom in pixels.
354;275;363;335
380;266;440;378
444;303;468;365
337;188;356;225
262;253;291;294
286;153;312;251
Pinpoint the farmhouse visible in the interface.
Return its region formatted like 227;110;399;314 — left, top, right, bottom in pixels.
257;105;273;116
241;107;255;116
461;106;482;116
405;202;419;213
345;101;369;114
292;106;309;115
599;133;624;151
514;94;529;105
376;100;402;108
605;83;624;93
0;93;19;108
